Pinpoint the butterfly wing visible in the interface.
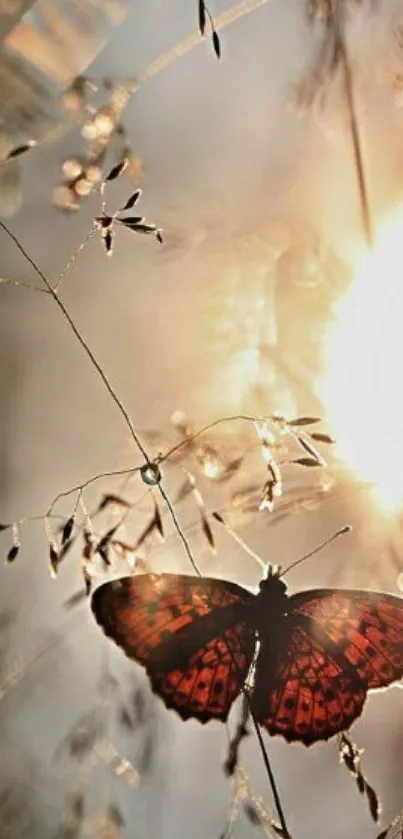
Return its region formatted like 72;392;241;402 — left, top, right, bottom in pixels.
252;620;367;745
291;588;403;690
254;587;403;746
92;574;255;722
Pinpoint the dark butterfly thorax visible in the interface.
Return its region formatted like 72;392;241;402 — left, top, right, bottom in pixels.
248;571;289;638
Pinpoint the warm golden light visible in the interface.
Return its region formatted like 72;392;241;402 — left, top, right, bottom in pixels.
317;211;403;514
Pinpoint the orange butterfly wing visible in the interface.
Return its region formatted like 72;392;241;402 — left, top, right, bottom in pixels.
92;574;255;722
254;588;403;746
292;588;403;690
253;622;367;745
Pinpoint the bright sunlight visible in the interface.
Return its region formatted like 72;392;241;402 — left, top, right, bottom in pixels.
317;210;403;514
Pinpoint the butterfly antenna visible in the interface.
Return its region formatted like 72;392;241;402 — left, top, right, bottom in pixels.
282;525;352;575
212;512;267;573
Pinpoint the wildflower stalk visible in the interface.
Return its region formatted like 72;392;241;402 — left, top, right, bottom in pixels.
251;712;290;837
0;219;151;465
330;0;373;246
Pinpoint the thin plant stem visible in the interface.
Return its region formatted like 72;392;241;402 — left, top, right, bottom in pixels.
0;277;49;293
158;482;201;576
224;648;289;833
331;0;373;247
0;220;150;464
251;712;290;837
53;226;96;293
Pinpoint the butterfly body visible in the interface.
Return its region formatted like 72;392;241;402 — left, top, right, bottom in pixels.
92;570;403;745
250;574;288;635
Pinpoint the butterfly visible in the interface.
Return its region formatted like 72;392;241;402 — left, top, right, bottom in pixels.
91;567;403;746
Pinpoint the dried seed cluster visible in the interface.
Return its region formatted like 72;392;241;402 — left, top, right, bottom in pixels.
339;733;381;823
94;165;162;256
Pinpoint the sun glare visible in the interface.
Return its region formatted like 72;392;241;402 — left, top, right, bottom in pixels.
317;210;403;514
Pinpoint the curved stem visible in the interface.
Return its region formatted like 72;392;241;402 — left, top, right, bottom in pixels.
251;711;290;837
331;0;373;246
0;220;150;464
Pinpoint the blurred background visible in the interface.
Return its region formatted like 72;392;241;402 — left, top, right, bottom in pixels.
2;0;403;837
